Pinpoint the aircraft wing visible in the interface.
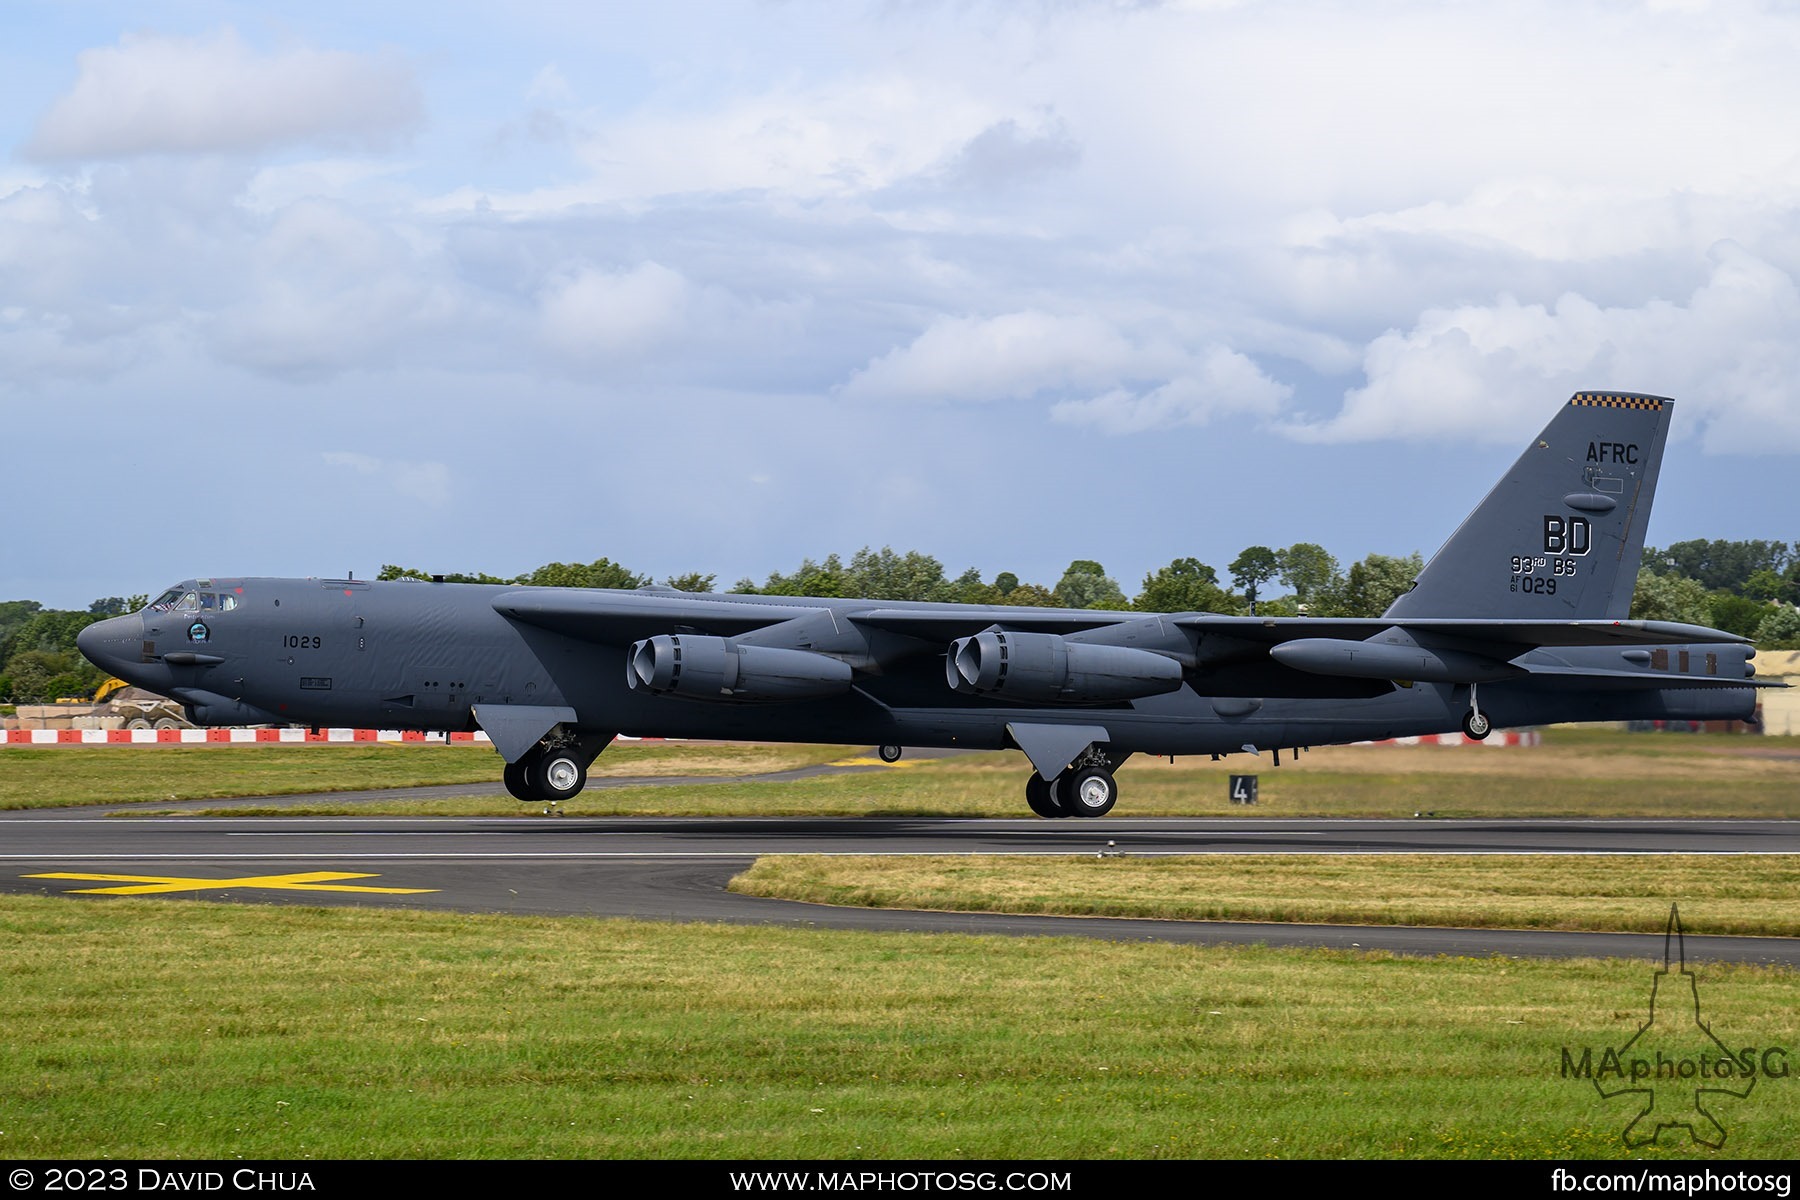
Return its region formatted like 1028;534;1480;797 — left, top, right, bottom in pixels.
1173;615;1759;690
846;607;1129;640
1171;615;1750;649
491;588;819;641
494;590;1139;646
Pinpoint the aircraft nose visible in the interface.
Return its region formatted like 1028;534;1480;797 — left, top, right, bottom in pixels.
77;613;143;676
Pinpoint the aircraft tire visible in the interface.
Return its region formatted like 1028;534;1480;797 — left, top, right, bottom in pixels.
503;760;538;803
1064;767;1118;818
1025;774;1067;819
535;750;588;801
878;744;903;763
1462;709;1493;741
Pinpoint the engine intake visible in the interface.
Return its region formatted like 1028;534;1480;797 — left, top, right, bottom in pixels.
627;634;852;702
946;630;1183;704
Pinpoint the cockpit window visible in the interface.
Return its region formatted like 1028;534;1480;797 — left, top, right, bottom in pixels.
149;584;231;614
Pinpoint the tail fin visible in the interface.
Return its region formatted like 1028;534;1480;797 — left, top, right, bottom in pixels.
1385;391;1671;620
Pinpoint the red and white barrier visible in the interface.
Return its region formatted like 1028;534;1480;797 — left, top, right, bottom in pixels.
4;725;1535;748
4;728;493;746
1360;731;1541;747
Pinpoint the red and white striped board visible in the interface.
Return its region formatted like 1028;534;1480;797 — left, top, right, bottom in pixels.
1358;731;1541;747
4;728;494;746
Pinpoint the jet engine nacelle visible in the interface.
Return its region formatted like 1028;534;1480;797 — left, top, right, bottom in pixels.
946;630;1183;704
626;634;853;702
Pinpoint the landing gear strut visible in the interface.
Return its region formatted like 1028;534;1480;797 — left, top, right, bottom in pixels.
1463;683;1492;741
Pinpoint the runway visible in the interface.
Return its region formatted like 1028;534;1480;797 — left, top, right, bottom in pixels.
4;795;1797;966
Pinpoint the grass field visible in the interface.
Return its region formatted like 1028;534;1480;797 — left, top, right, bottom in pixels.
730;854;1800;936
63;728;1800;819
5;732;1798;1159
1;894;1794;1160
0;742;850;810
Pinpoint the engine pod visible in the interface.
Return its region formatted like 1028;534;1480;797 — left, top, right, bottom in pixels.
946;630;1182;704
627;634;852;701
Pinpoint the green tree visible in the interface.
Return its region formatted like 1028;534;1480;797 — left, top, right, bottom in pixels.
1275;543;1341;606
1320;552;1425;618
522;559;649;590
1646;539;1792;593
1753;605;1800;649
1709;592;1778;639
943;567;994;605
376;564;512;585
1629;570;1713;625
1744;569;1795;604
664;572;716;593
1054;560;1127;610
2;649;100;703
1000;583;1060;607
1228;546;1281;612
755;554;850;597
1134;558;1233;614
845;547;951;601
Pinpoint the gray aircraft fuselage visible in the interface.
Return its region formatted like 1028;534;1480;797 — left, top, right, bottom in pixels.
75;392;1770;816
77;578;1753;753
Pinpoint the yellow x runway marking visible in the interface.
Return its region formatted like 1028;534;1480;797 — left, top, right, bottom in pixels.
24;871;438;896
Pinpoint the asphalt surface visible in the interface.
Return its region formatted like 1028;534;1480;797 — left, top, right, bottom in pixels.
4;775;1797;965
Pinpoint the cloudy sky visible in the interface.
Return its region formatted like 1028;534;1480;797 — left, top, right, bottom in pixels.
4;0;1798;609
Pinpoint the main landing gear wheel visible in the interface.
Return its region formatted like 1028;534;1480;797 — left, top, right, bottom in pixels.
1063;767;1118;818
1462;708;1493;740
1025;774;1067;819
534;750;588;801
878;744;903;763
503;759;538;802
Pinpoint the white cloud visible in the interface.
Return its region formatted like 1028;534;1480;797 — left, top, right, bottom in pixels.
1288;243;1800;452
536;263;692;364
839;309;1291;434
838;311;1154;404
210;200;462;377
322;451;451;508
26;29;420;160
1051;347;1292;434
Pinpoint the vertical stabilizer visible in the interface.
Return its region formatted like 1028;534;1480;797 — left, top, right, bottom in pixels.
1385;392;1671;620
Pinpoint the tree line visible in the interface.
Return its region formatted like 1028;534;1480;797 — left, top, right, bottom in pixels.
4;539;1796;703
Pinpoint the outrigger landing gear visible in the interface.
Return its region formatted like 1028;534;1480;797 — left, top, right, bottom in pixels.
877;744;903;763
1463;683;1492;741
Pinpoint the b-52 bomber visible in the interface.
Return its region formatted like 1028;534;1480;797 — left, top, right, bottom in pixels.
79;392;1773;818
